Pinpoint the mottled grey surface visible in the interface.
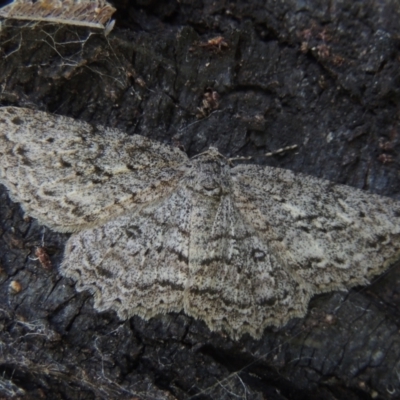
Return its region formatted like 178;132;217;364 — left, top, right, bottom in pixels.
1;106;400;340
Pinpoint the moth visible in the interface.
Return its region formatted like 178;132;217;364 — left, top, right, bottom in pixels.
1;106;399;339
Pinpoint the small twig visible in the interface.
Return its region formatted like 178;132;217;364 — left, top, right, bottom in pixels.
265;144;298;157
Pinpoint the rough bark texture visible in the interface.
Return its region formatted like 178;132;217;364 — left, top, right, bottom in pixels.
0;0;400;399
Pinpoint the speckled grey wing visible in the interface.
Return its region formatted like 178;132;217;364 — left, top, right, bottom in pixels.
0;107;188;232
61;185;192;318
184;194;311;340
231;165;400;294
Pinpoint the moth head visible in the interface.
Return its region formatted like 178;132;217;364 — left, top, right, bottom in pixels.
187;147;231;197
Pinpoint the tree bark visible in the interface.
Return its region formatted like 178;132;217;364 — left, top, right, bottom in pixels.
1;0;400;399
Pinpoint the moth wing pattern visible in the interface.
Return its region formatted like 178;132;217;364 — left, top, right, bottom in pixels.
0;107;188;232
231;164;400;295
184;193;311;339
61;185;193;319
